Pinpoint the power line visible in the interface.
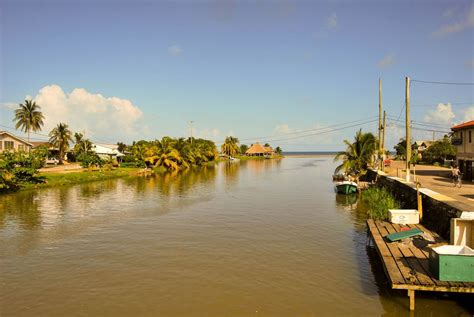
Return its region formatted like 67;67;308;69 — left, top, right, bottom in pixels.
221;116;378;144
387;115;451;129
411;79;474;86
255;119;378;143
411;102;473;107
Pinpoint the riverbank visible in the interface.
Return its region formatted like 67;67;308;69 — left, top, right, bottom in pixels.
22;167;143;190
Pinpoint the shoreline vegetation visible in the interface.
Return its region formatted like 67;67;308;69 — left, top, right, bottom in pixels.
16;154;283;192
1;99;286;194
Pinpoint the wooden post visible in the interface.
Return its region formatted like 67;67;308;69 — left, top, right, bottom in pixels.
408;289;415;311
416;178;423;220
405;77;411;182
382;110;386;171
378;78;383;170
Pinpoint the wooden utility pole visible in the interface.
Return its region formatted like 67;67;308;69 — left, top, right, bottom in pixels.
378;79;383;170
405;77;411;182
382;110;387;164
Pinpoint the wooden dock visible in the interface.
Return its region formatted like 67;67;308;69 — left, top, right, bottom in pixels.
367;219;474;311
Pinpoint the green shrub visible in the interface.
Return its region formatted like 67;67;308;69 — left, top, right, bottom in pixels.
76;153;104;168
120;161;146;168
361;187;400;221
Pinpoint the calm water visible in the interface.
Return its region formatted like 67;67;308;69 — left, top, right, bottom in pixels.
0;157;472;316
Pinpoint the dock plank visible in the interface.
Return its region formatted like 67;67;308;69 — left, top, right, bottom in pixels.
367;219;474;294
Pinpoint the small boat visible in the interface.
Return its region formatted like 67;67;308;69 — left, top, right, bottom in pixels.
335;181;358;194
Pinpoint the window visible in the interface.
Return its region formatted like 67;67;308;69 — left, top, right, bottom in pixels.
470;130;472;143
18;145;25;151
460;131;463;140
4;141;14;150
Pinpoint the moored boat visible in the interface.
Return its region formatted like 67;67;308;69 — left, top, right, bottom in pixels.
335;181;358;194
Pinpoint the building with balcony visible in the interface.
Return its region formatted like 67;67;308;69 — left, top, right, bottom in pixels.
451;120;474;182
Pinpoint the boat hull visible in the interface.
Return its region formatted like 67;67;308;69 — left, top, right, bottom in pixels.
335;182;358;194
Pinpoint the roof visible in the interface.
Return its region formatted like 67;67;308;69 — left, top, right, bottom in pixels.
92;143;124;156
245;143;267;154
31;141;50;148
451;120;474;131
0;131;33;147
264;146;274;153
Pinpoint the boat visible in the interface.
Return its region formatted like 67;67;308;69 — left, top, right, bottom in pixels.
335;181;358;194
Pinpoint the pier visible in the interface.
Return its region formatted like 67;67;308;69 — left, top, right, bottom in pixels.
367;219;474;311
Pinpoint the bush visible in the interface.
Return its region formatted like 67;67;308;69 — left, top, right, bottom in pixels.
120;161;146;168
76;153;104;168
361;187;400;221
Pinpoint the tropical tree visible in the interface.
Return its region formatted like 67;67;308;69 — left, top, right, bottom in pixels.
221;136;239;157
275;146;283;155
117;142;127;153
334;129;376;177
422;135;456;164
49;123;73;165
240;144;249;154
73;132;92;156
13;99;45;142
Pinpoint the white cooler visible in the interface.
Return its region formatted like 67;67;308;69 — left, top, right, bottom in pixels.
389;209;420;224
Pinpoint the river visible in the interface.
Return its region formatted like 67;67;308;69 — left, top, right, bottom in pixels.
0;157;472;316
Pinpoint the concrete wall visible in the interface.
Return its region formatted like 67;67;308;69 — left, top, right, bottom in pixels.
366;170;463;240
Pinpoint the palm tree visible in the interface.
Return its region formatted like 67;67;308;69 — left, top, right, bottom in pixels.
221;136;239;157
49;123;73;164
334;129;376;178
13;99;45;142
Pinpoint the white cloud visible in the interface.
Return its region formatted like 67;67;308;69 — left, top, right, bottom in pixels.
433;5;474;37
463;106;474;121
0;102;17;110
424;103;455;125
377;54;395;69
31;84;144;142
327;13;338;29
167;45;183;56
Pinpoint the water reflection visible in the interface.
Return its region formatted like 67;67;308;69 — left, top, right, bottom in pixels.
334;193;358;210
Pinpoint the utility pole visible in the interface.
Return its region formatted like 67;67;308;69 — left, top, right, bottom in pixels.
189;121;194;144
382;110;387;165
378;78;383;170
405;76;411;182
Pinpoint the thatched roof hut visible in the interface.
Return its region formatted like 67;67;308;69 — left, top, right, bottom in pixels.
246;143;272;156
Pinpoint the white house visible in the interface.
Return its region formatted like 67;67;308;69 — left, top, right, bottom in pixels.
92;143;125;161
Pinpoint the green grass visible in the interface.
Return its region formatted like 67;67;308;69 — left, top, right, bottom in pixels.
360;186;400;221
22;167;142;190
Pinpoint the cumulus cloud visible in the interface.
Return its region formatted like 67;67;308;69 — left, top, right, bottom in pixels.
377;54;395;69
432;5;474;37
424;103;455;125
167;45;183;56
191;127;221;141
32;85;144;142
463;106;474;121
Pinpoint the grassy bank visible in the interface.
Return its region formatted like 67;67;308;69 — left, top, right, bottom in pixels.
23;167;142;190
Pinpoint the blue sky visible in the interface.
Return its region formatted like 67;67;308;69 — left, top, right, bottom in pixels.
1;0;473;151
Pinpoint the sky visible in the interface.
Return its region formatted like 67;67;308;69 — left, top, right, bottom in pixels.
0;0;473;151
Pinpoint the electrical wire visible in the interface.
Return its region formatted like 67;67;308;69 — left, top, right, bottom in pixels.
411;79;474;86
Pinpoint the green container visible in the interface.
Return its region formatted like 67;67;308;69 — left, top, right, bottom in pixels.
429;245;474;282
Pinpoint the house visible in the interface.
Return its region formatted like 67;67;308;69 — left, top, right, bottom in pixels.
451;120;474;182
0;131;33;152
245;143;273;157
92;143;125;161
414;140;433;152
